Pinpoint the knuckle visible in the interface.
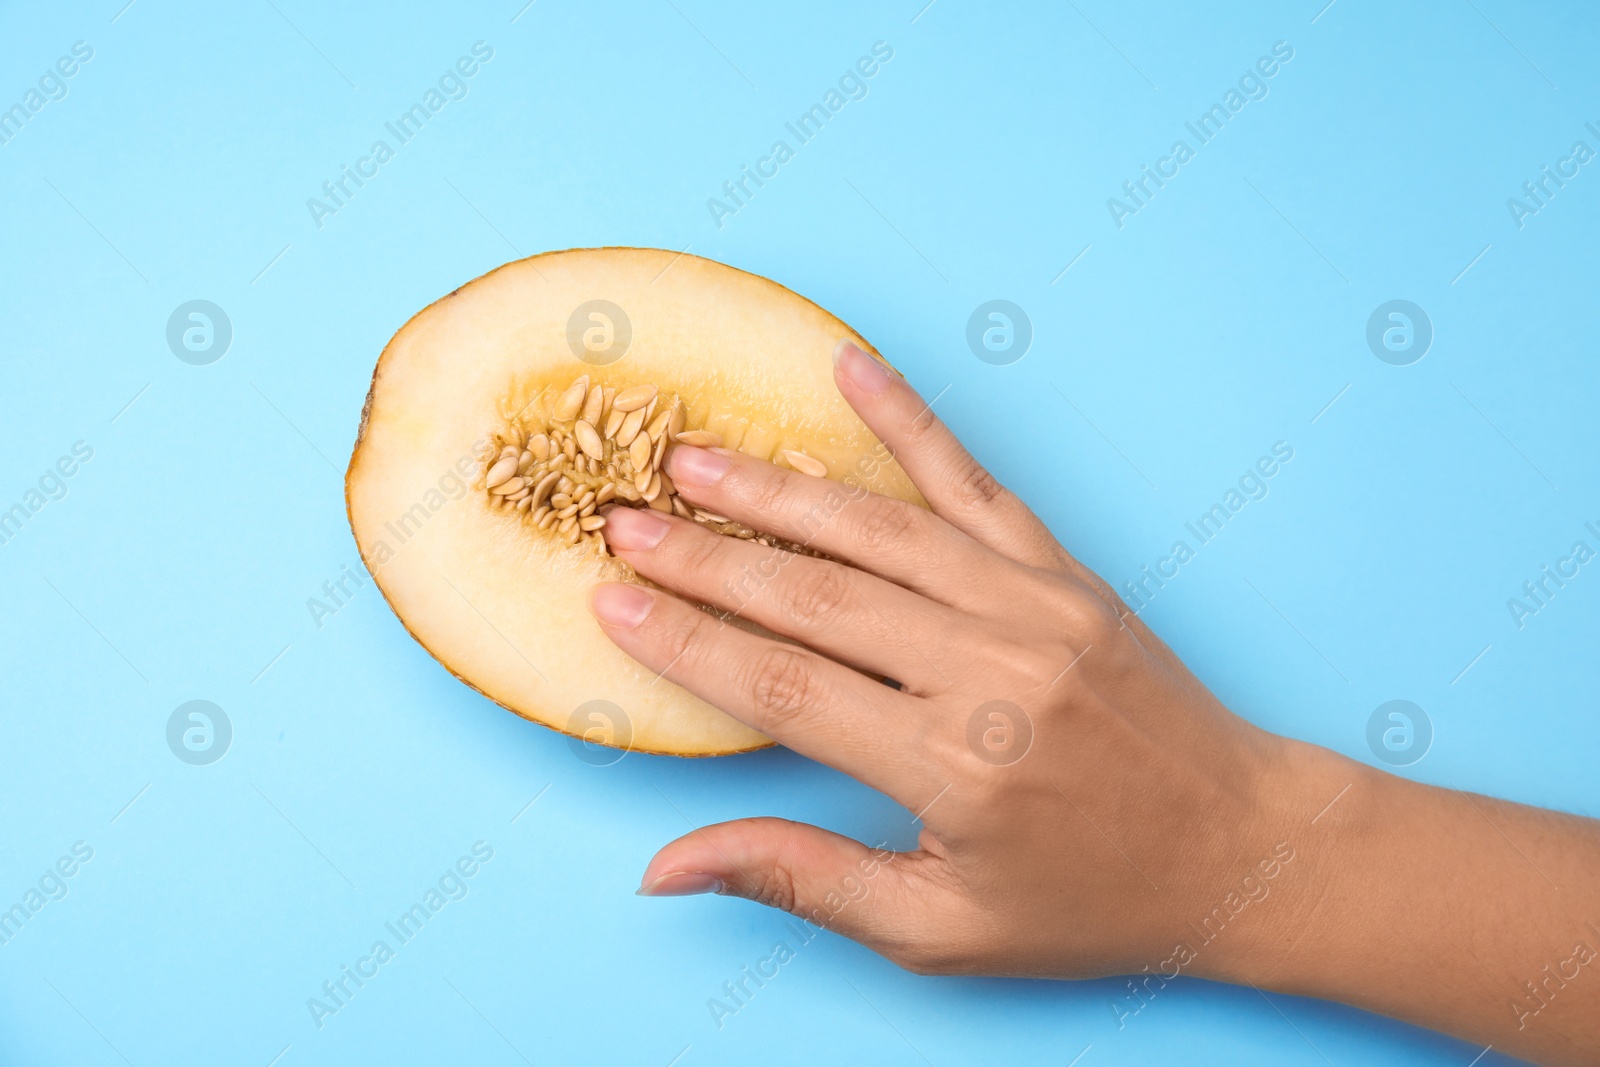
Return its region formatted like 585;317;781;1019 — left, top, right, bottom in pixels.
1066;560;1122;608
951;460;1006;510
734;463;788;515
747;646;822;730
746;862;800;915
852;498;922;553
779;563;852;627
660;602;718;674
1061;591;1121;648
902;409;941;446
950;759;1018;810
674;521;727;574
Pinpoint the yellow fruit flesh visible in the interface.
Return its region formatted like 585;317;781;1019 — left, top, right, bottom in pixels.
346;248;921;756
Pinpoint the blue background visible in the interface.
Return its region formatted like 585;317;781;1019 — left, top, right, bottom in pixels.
1;1;1595;1064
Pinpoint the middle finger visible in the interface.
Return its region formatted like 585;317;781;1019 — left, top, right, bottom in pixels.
602;506;966;695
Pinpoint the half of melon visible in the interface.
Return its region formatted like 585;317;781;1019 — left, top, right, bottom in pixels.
345;248;921;756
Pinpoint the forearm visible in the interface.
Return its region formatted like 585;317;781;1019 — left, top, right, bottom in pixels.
1209;739;1600;1065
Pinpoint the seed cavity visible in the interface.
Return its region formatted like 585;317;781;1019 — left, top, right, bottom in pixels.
485;374;836;559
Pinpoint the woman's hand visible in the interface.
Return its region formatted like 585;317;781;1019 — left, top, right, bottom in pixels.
591;341;1600;1065
592;339;1291;979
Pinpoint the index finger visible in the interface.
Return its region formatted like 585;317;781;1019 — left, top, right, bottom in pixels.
834;340;1072;572
664;443;1027;616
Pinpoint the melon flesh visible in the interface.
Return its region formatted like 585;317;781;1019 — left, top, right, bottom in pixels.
345;248;921;756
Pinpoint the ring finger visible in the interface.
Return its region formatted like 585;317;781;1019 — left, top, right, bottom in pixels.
589;579;944;803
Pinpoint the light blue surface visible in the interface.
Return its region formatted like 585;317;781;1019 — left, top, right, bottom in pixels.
1;1;1594;1064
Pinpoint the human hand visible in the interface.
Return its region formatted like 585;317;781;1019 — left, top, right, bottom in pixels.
588;339;1302;981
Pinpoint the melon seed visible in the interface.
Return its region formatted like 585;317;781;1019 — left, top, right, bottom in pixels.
675;429;722;448
581;384;604;425
575;420;605;460
485;456;519;487
612;384;657;411
783;450;827;478
616;406;647;448
554;378;588;420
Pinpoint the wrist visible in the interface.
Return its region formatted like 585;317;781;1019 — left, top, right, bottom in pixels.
1182;735;1380;989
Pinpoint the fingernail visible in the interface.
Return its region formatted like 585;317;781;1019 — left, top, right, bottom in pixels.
636;871;725;897
602;506;669;551
590;583;654;628
668;445;730;488
833;339;891;395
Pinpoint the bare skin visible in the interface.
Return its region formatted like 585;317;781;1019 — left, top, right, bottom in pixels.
590;340;1600;1066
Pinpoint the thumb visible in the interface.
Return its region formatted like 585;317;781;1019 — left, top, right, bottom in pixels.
637;816;920;943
